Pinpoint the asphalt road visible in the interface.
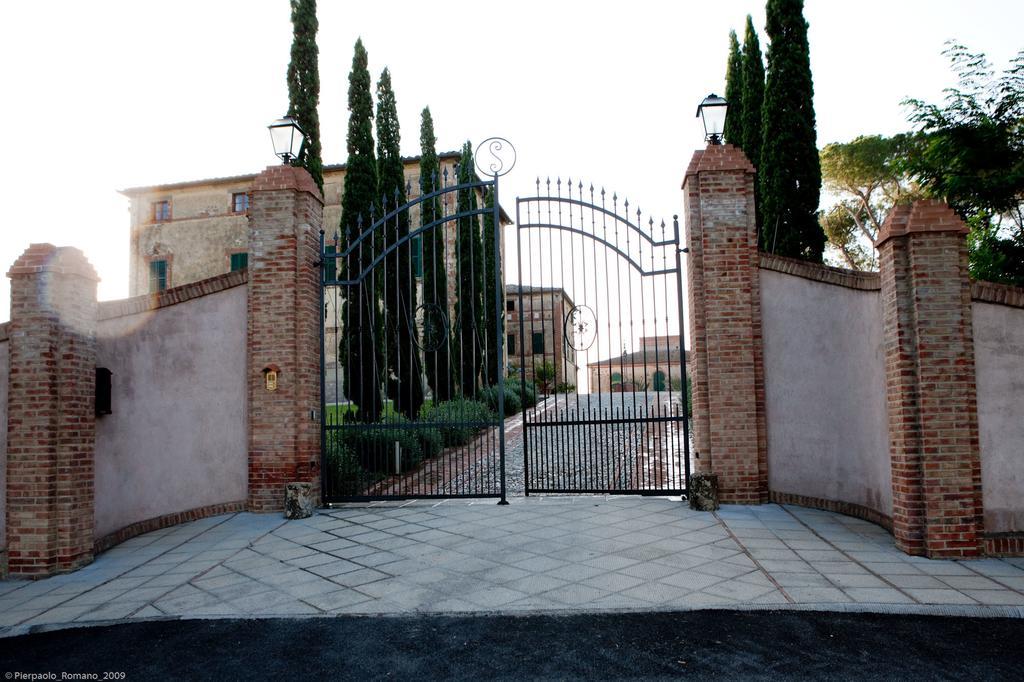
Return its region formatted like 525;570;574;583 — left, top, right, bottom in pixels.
2;609;1022;681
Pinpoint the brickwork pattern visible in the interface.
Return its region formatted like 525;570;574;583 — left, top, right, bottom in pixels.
682;145;767;503
876;201;982;558
247;166;323;512
6;244;98;576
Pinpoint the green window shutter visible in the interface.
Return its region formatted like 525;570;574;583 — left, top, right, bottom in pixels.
149;260;168;293
230;252;248;272
507;333;516;355
532;332;544;354
412;236;423;277
324;245;337;282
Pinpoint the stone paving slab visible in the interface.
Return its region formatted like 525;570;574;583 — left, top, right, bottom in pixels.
2;498;1024;638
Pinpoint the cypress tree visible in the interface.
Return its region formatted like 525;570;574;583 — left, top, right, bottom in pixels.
454;141;484;397
741;15;765;229
285;0;323;192
481;187;502;388
723;30;745;148
376;68;424;420
419;108;453;402
759;0;824;260
339;38;382;422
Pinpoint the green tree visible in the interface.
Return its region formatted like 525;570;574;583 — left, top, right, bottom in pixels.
819;134;919;270
759;0;823;260
723;30;745;148
418;107;453;402
481;187;502;386
376;68;424;420
902;43;1024;285
339;38;382;422
285;0;323;192
454;141;484;397
741;15;765;228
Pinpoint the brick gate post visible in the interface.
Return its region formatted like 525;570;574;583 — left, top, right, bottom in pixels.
6;244;99;577
247;165;323;512
876;200;983;558
682;144;768;504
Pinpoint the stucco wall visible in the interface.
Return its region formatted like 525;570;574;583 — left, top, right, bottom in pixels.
974;301;1024;533
760;269;892;517
94;285;247;540
0;334;8;553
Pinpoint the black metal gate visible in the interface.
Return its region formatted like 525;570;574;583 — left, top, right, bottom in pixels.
514;179;691;495
320;139;514;503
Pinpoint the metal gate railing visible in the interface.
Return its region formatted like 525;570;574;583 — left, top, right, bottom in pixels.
320;139;514;503
514;179;691;496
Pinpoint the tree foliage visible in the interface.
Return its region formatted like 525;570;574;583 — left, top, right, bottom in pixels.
740;15;765;227
418;107;453;402
481;187;502;387
286;0;323;192
723;30;745;148
902;43;1024;284
759;0;823;260
376;67;423;419
339;38;382;421
454;141;484;397
818;134;919;269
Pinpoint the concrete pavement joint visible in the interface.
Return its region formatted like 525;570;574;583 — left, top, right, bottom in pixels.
713;510;795;604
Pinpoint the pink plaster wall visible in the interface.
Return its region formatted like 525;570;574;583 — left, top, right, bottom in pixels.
759;270;893;518
973;301;1024;534
93;285;247;540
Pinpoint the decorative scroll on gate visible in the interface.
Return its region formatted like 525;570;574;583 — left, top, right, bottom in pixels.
514;180;691;495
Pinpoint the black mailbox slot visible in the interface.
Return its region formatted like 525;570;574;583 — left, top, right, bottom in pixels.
96;367;112;416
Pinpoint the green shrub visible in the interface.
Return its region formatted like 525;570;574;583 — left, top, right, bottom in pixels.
478;384;523;416
324;434;369;496
518;380;538;408
554;382;575;394
420;398;495;446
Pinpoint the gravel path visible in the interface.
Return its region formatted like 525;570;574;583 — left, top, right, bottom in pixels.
449;391;690;497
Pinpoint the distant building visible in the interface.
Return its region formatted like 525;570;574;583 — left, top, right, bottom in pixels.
505;284;579;392
588;335;687;393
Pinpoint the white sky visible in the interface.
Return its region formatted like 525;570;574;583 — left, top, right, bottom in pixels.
1;0;1022;324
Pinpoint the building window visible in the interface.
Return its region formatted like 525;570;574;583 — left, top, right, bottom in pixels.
230;252;248;272
506;300;515;312
507;334;516;355
149;259;168;293
411;236;423;278
532;332;544;354
152;200;171;222
324;245;337;282
232;192;249;213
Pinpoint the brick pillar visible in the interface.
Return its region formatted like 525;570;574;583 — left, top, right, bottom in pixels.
682;144;768;504
247;165;323;512
876;200;982;558
6;244;98;576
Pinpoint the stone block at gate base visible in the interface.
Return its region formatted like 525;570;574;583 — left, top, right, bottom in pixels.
285;483;315;520
689;474;720;512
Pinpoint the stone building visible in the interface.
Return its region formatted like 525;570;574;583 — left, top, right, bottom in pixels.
587;334;688;393
121;154;510;402
505;284;579;392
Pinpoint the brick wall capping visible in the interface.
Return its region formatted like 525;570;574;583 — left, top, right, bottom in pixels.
682;144;756;188
972;279;1024;309
7;243;100;281
874;199;968;248
251;164;323;204
759;252;881;291
97;269;247;320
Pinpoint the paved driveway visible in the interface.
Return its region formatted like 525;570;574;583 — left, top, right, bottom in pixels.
2;498;1023;637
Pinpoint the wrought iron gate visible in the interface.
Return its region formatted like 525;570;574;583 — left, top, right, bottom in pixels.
514;179;691;495
320;139;514;503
